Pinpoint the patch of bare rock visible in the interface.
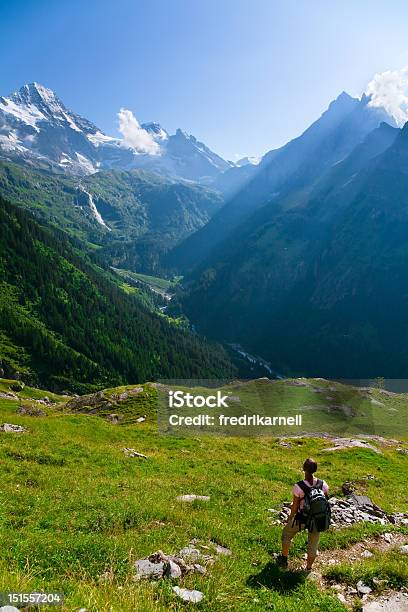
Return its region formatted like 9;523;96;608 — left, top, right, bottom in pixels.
17;405;46;417
273;493;408;528
362;592;408;611
133;539;232;604
323;438;381;453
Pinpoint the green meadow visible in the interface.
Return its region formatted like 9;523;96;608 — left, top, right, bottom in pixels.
0;377;407;611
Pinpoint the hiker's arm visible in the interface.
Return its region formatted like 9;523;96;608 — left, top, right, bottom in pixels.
290;495;300;516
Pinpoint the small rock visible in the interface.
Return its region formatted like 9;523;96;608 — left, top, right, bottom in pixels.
176;494;210;502
305;570;321;581
172;586;204;603
17;405;46;416
164;559;182;579
400;544;408;554
179;546;202;562
136;416;146;423
0;392;18;400
134;558;164;580
382;533;393;544
361;550;374;558
337;594;347;604
0;423;27;433
357;581;372;595
193;563;206;574
214;544;232;556
122;448;147;459
107;413;121;424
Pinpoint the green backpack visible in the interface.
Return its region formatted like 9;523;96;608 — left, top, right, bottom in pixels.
297;479;331;533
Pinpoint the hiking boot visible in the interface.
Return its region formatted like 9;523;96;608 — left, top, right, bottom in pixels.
276;554;288;568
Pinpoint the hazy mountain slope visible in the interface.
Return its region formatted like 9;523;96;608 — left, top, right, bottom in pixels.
0;196;234;391
181;122;407;377
167;93;395;274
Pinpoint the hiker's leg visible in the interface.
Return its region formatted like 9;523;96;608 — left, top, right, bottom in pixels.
281;520;298;556
306;530;320;569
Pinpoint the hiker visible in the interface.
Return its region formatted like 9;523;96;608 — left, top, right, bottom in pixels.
277;457;330;571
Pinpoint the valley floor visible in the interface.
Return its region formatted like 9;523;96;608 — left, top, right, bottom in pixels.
0;378;407;611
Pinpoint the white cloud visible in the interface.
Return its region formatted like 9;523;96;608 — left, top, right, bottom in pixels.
366;67;408;126
117;108;160;155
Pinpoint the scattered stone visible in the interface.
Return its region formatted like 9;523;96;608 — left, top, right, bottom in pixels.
357;581;372;596
17;405;46;416
382;533;393;544
400;544;408;554
172;586;204;603
0;606;21;612
279;441;291;448
361;550;374;558
332;584;343;592
107;413;122;424
122;448;147;459
134;558;165;580
337;593;347;604
164;559;182;579
278;495;407;528
397;447;408;455
66;391;112;413
179;546;202;562
214;544;232;556
136;416;146;423
176;494;210;502
193;563;206;574
305;570;321;581
0;391;18;400
0;423;27;433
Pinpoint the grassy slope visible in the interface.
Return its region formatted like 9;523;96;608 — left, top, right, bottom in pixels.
0;379;407;611
0;196;234;391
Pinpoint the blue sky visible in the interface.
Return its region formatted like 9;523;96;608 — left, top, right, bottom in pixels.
2;0;408;159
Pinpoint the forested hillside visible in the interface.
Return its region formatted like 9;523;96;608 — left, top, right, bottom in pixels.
0;197;234;392
0;162;224;274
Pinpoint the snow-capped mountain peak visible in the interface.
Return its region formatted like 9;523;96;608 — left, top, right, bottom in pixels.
141;122;168;141
0;82;231;180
